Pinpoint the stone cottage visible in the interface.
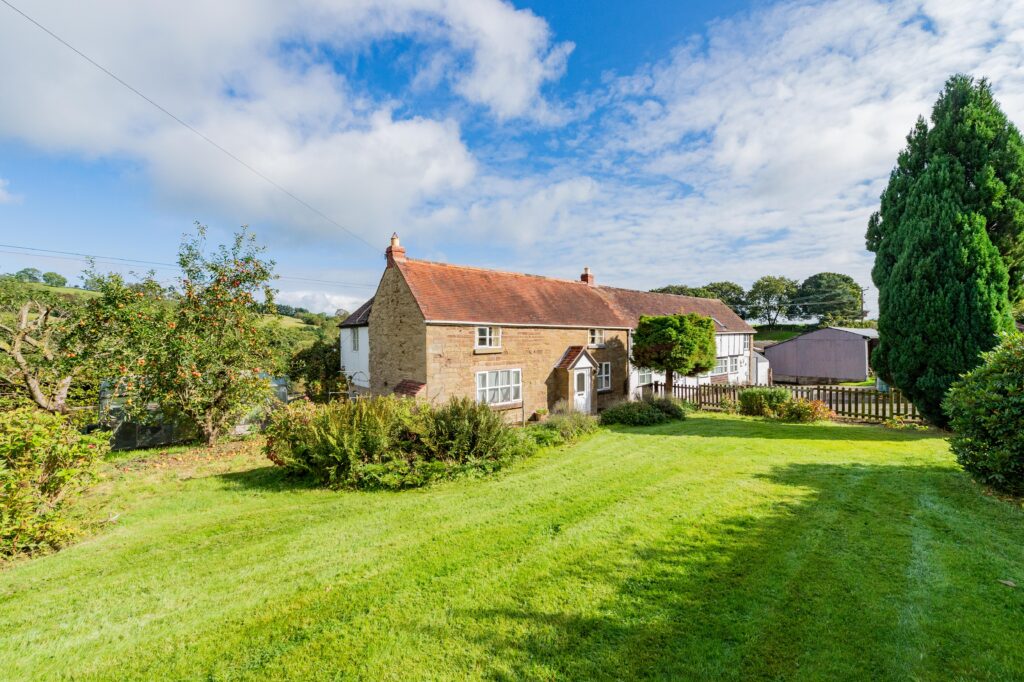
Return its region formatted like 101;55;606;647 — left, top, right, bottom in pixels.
340;235;757;419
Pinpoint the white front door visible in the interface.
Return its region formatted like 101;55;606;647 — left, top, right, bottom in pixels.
573;369;591;413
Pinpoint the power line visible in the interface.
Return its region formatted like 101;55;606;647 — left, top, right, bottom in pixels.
0;243;376;290
0;0;378;255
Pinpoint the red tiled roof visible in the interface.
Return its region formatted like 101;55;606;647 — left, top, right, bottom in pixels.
393;379;426;397
554;346;598;369
394;259;753;333
339;297;373;327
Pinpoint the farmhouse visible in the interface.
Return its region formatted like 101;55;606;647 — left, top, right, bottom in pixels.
340;235;758;418
763;326;879;384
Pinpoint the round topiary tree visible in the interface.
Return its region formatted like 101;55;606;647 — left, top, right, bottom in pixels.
944;333;1024;494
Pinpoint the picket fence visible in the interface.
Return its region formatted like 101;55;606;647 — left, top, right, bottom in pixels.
651;382;920;422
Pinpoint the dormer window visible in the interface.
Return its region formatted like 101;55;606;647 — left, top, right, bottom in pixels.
588;329;605;347
475;326;501;349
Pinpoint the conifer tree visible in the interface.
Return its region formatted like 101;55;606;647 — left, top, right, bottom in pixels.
864;93;1015;421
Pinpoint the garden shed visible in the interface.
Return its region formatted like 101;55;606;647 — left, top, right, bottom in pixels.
763;326;878;384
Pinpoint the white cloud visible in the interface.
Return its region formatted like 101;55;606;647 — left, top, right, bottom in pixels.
276;289;367;315
0;0;568;240
509;0;1024;312
0;178;18;204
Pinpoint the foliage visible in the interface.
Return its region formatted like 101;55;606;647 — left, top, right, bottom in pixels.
599;397;689;426
1;408;108;558
795;272;862;323
738;387;792;417
599;400;668;426
650;281;747;316
868;75;1022;425
86;225;277;444
871;75;1024;303
645;396;691;420
882;414;929;431
265;396;533;489
12;268;42;283
631;313;716;391
41;272;67;288
746;276;799;328
523;410;598;448
869;144;1015;422
944;333;1024;494
718;397;739;414
0;279;97;413
288;336;343;402
776;398;835;423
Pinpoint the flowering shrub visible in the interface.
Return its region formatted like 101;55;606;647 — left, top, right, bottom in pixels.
1;408;108;558
265;396;534;489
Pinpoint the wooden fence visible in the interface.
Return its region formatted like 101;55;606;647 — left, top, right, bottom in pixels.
651;382;920;422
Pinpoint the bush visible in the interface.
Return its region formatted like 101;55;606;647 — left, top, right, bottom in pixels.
944;334;1024;494
600;401;668;426
1;408;108;558
645;396;691;420
525;411;599;448
738;387;792;416
265;396;534;489
776;398;835;423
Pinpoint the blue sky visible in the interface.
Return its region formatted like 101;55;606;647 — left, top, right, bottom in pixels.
1;0;1023;314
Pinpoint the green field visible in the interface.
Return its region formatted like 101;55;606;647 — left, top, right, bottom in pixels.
2;414;1023;680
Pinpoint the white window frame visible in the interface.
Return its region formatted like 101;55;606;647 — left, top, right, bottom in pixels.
729;356;739;373
712;357;729;375
637;367;653;386
597;362;612;391
476;368;522;406
588;328;605;347
351;328;360;352
475;326;501;349
742;335;751;351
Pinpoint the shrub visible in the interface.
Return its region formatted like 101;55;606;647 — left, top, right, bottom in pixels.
265;396;535;489
645;396;690;420
600;401;668;426
415;397;524;464
944;333;1024;494
776;398;835;423
1;408;108;558
528;411;599;447
719;397;739;414
738;387;792;416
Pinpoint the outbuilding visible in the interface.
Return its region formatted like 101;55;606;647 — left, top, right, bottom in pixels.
763;326;878;384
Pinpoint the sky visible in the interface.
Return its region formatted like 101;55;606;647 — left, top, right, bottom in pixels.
2;0;1024;315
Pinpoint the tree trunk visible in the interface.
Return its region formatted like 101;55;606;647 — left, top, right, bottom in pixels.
665;367;675;395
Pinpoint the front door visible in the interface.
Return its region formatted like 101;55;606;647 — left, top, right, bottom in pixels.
573;368;591;413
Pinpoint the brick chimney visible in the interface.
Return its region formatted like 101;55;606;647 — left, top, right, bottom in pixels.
581;266;595;286
385;232;406;264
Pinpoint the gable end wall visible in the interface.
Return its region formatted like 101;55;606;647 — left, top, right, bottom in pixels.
368;266;427;394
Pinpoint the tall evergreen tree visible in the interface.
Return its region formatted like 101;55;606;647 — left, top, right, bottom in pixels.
869;141;1015;423
869;75;1024;302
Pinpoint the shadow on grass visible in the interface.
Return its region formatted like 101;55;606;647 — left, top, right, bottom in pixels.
443;462;1024;680
605;413;945;443
217;464;320;492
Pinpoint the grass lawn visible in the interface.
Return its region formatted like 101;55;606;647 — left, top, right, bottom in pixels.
840;379;876;387
2;414;1023;680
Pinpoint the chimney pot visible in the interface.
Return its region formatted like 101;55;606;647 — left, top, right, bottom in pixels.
386;232;407;264
581;266;595;286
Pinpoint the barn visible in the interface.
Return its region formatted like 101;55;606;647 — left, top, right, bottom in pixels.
763;326;878;384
